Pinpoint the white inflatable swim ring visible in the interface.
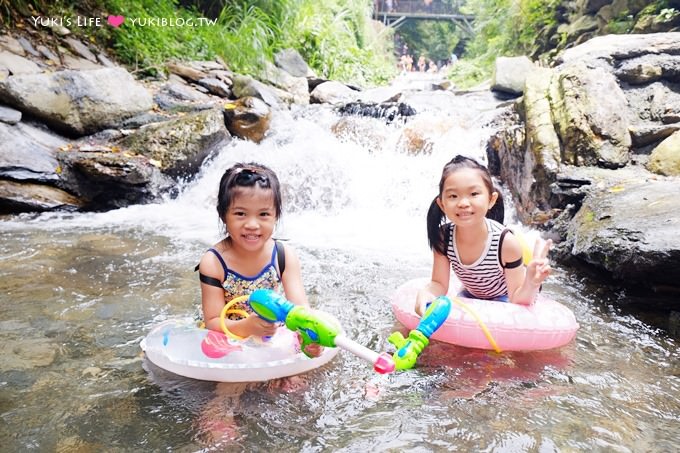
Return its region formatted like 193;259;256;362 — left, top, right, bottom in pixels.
140;319;339;382
391;278;579;352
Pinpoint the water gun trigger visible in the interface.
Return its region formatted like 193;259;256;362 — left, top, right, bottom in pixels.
303;328;319;342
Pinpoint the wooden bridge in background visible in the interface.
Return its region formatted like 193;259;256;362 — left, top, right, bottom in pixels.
374;0;474;35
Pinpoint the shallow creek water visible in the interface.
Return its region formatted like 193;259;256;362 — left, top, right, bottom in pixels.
1;76;679;452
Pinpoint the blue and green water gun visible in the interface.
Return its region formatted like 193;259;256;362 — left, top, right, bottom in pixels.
248;289;396;374
388;296;452;370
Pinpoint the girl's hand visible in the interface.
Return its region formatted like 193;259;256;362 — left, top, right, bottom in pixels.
299;337;323;358
243;315;278;337
414;299;427;316
415;289;435;316
526;238;553;287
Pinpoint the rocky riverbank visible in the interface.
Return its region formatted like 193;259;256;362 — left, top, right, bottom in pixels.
0;24;385;212
487;32;680;308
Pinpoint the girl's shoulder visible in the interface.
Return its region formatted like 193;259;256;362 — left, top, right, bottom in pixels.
487;218;506;233
199;244;225;265
200;242;225;261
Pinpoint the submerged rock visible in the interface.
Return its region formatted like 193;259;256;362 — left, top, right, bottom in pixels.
337;101;416;123
223;96;271;143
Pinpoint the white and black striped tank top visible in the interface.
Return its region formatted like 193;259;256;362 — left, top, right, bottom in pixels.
446;218;508;300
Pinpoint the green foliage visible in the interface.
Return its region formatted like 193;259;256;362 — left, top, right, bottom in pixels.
605;10;634;34
450;0;560;88
446;58;488;89
103;0;218;75
278;0;396;85
397;19;461;63
100;0;395;84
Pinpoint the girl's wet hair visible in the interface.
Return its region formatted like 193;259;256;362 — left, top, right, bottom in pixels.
216;162;282;234
426;155;505;255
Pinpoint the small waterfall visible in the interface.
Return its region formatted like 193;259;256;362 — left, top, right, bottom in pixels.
5;91;501;262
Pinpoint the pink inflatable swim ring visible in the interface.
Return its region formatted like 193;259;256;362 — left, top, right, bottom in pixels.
391;278;579;351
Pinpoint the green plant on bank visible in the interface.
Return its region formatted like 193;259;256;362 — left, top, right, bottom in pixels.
286;0;395;85
0;0;102;27
605;10;634;34
105;0;395;84
636;1;680;29
103;0;219;75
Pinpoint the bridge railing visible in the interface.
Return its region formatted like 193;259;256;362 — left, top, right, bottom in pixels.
375;0;464;16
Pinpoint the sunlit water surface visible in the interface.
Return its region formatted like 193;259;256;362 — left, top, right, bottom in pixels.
1;75;678;452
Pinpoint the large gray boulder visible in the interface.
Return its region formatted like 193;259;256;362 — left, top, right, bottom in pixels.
562;176;680;289
550;62;631;168
0;179;83;212
273;48;316;78
261;61;310;105
491;56;535;95
118;108;230;176
487;32;680;296
56;149;172;210
0;67;153;136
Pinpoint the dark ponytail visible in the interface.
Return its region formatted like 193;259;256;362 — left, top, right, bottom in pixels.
426;196;448;256
487;188;504;224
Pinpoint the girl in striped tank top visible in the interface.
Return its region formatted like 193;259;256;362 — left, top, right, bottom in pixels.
415;155;552;315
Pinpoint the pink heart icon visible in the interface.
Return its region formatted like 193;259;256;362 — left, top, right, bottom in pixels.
107;15;125;27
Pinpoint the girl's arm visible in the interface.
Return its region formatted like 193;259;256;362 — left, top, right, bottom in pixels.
415;250;451;315
503;235;552;305
279;244;309;307
199;251;277;337
278;243;323;356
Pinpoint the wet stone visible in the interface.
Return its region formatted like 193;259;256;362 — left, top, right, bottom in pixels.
17;36;40;57
62;54;101;70
198;77;232;97
36;45;60;63
0;35;25;55
0;337;57;371
0;105;22;124
64;38;97;62
0;50;42;74
96;53;116;67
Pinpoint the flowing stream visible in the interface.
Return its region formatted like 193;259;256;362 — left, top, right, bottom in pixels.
1;74;679;452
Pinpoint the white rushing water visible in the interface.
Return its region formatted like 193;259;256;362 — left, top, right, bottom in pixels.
5;86;510;265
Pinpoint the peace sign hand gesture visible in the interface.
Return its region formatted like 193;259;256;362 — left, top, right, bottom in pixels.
526;238;552;287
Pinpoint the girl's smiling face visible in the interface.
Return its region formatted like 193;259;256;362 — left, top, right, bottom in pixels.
436;167;498;227
224;187;277;251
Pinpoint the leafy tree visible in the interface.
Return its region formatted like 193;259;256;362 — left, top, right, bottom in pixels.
450;0;560;87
